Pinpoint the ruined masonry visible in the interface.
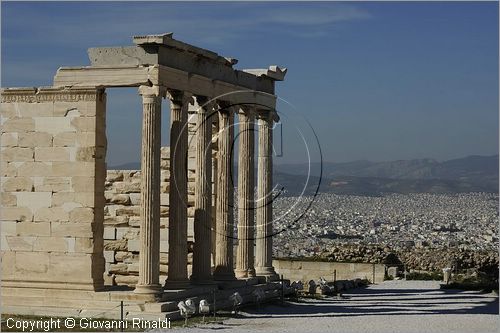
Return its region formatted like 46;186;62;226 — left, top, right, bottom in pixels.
0;33;287;319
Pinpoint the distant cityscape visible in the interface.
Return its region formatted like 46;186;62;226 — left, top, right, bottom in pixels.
272;192;499;259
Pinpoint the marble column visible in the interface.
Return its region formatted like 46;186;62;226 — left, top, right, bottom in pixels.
235;107;256;278
135;85;163;294
165;89;190;289
213;103;236;280
191;96;214;283
255;111;278;279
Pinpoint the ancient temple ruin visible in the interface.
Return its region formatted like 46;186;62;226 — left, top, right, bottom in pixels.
1;33;286;318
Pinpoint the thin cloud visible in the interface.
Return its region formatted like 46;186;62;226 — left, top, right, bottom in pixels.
259;5;371;26
2;2;371;47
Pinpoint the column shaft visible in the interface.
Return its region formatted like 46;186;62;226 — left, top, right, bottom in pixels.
191;96;213;283
255;112;278;279
165;90;189;289
214;107;236;280
135;86;162;294
236;109;256;278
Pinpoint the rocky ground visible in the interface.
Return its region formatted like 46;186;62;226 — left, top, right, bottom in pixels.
169;280;499;333
317;244;499;274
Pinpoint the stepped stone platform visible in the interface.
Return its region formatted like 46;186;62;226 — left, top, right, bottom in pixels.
1;280;288;321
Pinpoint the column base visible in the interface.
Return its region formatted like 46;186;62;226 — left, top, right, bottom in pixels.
256;267;279;282
190;274;217;285
235;268;256;279
163;279;191;290
213;272;236;281
134;284;162;294
191;279;217;285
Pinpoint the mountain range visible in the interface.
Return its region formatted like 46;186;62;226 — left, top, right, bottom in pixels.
274;155;498;196
110;155;498;196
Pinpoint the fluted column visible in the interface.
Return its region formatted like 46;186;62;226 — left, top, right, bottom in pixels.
213;103;236;280
255;111;278;280
235;107;256;278
165;89;190;289
135;85;163;294
191;96;214;283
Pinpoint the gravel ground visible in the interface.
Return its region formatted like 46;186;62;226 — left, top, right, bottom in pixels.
169;280;499;333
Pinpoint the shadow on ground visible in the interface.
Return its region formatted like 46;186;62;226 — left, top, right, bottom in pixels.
237;284;499;319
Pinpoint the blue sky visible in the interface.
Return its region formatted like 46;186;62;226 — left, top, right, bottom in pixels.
2;1;498;165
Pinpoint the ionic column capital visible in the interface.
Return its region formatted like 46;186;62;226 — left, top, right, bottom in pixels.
138;85;166;99
166;89;194;106
216;100;235;115
255;109;279;123
238;105;256;120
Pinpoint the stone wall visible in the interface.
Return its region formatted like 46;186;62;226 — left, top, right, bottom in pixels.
273;259;386;284
103;103;219;286
319;244;499;274
1;87;106;291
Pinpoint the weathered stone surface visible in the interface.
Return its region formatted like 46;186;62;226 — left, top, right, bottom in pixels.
103;216;129;226
2;177;33;192
128;193;141;205
15;252;49;274
52;162;95;177
160;193;169;206
113;181;141;194
160;207;169;217
103;239;127;251
1;207;33;222
71;177;95;192
113;251;127;262
75;237;94;253
1;192;17;206
18;132;52;147
15;192;52;212
115;206;140;217
1;147;34;162
34;148;69;162
53;101;94;117
70;117;96;132
114;275;138;286
103;227;116;240
128;217;141;227
160;253;169;265
52;192;95;208
48;253;95;281
53;103;81;117
109;194;131;205
36;177;71;192
76;132;97;147
1;162;17;177
1;221;18;236
127;239;140;252
35;117;73;134
103;250;115;263
16;222;51;236
1;133;18;147
17;103;54;117
51;222;94;237
2;118;35;132
106;171;124;182
76;147;96;162
5;236;36;251
16;162;52;177
33;237;68;252
34;207;69;222
53;132;76;147
119;228;139;240
0;102;18;118
69;207;94;223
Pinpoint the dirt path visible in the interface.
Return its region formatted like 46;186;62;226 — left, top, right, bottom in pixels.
169;280;499;333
